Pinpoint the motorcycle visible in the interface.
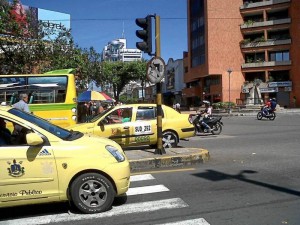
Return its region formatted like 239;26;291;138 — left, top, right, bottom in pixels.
257;107;276;120
192;113;223;135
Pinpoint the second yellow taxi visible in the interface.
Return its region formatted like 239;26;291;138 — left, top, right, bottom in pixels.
69;104;195;148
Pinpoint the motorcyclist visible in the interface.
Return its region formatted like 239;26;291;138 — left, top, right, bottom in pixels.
200;100;212;132
270;98;277;112
263;99;271;116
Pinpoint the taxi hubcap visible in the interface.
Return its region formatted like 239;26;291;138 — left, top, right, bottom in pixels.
79;180;107;207
162;134;175;148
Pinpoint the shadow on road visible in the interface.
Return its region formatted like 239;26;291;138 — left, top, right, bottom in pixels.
0;197;127;221
193;169;300;197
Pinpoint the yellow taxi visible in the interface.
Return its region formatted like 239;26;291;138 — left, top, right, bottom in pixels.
69;104;195;148
0;106;130;214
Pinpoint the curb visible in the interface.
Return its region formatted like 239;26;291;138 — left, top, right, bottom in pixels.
129;148;210;172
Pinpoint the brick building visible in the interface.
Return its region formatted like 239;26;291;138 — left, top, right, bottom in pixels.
183;0;299;108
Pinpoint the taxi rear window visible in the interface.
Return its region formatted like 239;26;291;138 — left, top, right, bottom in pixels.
136;106;164;119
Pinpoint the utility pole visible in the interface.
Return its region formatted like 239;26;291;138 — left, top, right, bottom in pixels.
154;15;165;155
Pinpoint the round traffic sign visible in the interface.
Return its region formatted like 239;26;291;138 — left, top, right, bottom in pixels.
146;57;166;84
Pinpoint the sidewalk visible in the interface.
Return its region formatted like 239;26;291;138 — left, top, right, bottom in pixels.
181;108;300;117
125;147;210;173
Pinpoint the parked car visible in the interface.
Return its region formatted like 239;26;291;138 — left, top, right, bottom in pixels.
0;106;130;214
69;104;195;148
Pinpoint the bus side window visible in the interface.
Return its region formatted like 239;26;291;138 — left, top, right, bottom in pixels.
10;95;16;105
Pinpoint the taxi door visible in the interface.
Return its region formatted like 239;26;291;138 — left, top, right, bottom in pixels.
94;107;132;146
0;121;58;203
131;106;158;145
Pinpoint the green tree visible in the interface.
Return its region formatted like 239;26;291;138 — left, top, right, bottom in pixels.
99;60;147;102
0;0;147;98
0;0;100;81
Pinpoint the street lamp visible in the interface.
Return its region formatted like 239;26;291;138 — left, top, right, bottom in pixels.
227;68;233;114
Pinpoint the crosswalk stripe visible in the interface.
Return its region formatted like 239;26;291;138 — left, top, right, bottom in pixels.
0;198;188;225
127;185;169;196
130;174;155;182
156;218;210;225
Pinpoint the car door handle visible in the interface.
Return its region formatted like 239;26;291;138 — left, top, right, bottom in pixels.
123;126;130;129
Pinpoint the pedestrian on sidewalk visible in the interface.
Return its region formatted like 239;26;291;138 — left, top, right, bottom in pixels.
175;102;181;113
293;96;297;108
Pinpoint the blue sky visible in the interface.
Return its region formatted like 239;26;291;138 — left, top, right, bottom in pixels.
21;0;188;61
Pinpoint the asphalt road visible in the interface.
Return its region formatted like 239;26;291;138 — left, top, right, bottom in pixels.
1;114;300;225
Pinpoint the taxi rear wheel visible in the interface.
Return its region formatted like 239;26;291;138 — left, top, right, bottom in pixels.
70;173;115;214
162;131;178;148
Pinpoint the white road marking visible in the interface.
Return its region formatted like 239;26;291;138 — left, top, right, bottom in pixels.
127;185;169;196
156;218;210;225
130;174;155;182
1;198;188;225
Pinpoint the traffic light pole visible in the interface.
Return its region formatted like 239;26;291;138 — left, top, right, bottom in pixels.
154;15;166;155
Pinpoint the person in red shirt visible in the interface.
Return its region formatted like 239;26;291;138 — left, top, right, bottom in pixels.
263;99;271;116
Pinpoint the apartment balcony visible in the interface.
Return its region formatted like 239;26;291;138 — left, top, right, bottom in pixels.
241;38;291;49
241;60;291;68
240;0;291;10
241;18;291;29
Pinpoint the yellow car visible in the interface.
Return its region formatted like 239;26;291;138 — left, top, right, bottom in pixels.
0;106;130;214
69;104;195;148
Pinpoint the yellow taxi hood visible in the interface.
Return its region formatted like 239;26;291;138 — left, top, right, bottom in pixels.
80;133;120;147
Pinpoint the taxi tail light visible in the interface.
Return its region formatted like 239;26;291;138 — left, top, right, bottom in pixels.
188;114;194;124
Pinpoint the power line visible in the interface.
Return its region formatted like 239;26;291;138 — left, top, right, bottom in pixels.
39;17;187;22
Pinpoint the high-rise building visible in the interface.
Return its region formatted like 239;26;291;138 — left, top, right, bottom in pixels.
183;0;299;108
102;38;142;62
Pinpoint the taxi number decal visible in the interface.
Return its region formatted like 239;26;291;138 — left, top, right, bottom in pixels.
134;123;152;134
135;135;150;142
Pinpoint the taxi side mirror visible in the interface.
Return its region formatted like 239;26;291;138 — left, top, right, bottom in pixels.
98;120;104;126
26;133;44;146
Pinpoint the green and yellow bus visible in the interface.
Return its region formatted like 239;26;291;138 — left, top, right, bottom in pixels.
0;69;77;127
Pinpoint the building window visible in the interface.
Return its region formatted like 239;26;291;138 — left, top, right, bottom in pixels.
269;51;289;62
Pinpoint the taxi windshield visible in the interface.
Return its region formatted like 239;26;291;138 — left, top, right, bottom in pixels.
9;108;81;140
90;106;114;123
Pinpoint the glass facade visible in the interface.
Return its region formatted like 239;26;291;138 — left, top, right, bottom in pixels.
190;0;205;67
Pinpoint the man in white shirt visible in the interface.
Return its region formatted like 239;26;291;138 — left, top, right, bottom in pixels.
13;93;30;113
175;102;181;113
201;101;212;132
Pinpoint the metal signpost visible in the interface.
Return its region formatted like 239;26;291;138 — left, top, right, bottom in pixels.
146;56;166;155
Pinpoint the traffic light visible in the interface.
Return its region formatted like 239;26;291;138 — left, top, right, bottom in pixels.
135;15;152;55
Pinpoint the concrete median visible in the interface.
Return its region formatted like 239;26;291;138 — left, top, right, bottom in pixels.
126;148;210;172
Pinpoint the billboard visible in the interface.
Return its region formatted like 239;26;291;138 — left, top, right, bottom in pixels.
0;0;70;39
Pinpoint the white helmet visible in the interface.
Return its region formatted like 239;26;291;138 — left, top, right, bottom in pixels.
203;100;210;106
